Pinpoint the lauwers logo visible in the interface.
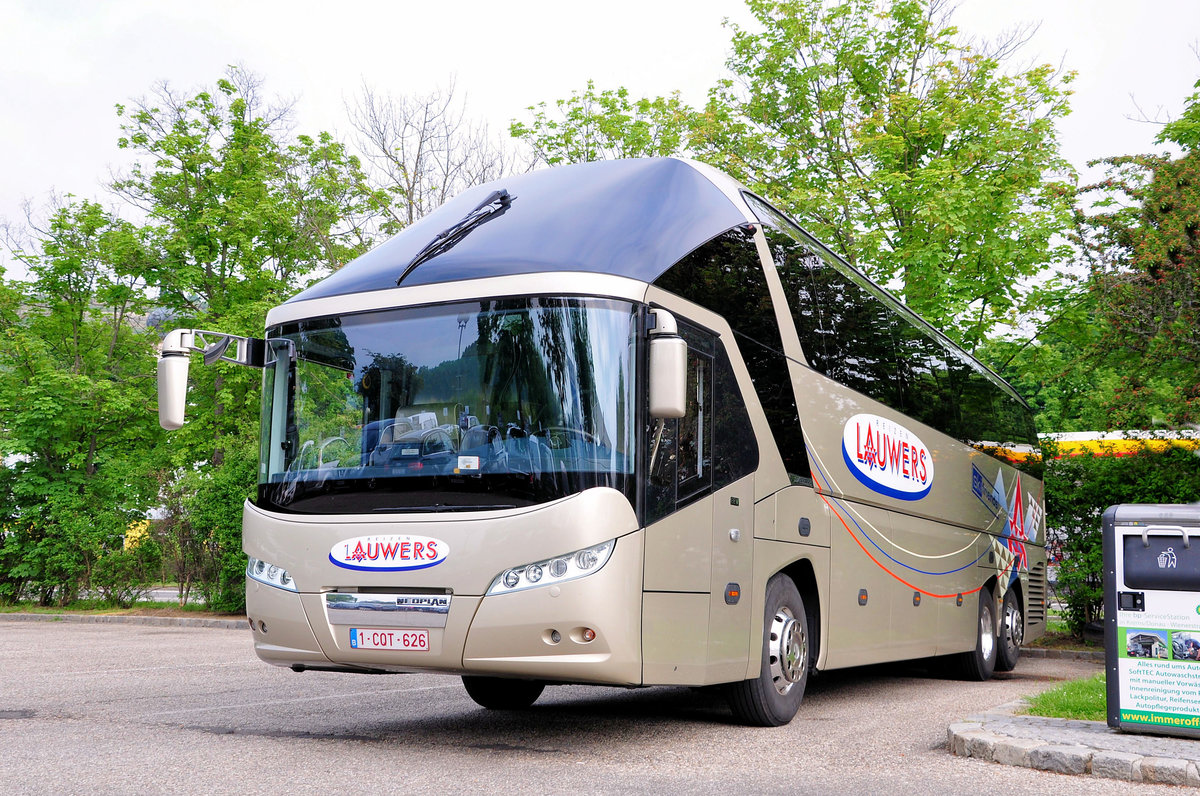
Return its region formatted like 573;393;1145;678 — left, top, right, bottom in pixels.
330;535;449;572
841;413;935;501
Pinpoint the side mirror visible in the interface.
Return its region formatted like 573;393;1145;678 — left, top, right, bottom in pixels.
155;328;272;431
157;329;192;430
648;309;687;419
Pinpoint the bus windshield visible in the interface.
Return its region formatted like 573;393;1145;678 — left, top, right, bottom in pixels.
257;297;638;513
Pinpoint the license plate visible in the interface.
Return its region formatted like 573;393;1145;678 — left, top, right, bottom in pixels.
350;628;429;650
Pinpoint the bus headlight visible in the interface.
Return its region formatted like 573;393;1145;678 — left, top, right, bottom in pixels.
246;557;298;592
488;540;615;595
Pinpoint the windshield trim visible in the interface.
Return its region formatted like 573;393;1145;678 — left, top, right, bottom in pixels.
256;295;643;516
265;273;651;327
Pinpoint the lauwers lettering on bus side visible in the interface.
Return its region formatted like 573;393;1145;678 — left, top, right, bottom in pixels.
329;535;449;572
841;413;935;500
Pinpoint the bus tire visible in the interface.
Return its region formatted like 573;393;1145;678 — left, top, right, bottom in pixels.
725;574;808;726
995;587;1023;673
952;586;997;681
461;676;545;710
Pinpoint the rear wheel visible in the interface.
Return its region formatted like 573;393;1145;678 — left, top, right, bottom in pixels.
995;587;1023;672
726;574;809;726
461;676;545;710
950;586;997;680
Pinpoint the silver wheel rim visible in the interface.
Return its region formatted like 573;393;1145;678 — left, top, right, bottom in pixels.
980;601;995;661
769;606;806;695
1005;600;1023;650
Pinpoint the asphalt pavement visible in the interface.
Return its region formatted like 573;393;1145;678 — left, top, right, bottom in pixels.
0;617;1187;795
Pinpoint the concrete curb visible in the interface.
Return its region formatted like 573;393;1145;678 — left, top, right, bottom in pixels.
0;612;247;630
949;698;1200;786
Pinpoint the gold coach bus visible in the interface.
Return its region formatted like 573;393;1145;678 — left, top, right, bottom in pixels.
157;158;1046;726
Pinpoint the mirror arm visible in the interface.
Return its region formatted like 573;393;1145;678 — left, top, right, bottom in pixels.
157;329;283;431
163;329;270;368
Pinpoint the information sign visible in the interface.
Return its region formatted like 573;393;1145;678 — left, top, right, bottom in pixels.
1104;504;1200;737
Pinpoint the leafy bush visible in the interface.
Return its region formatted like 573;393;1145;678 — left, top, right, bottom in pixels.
0;527;29;605
91;539;163;608
178;439;257;614
1044;444;1200;636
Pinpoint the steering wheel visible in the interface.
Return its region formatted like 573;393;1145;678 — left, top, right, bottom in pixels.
318;436;348;468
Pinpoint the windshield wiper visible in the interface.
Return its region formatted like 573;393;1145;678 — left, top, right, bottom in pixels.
396;189;514;286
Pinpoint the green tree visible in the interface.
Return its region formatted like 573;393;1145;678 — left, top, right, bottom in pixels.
112;69;384;610
511;80;697;166
0;200;162;605
114;70;380;324
509;2;1076;351
1044;445;1200;636
1158;76;1200;151
1074;86;1200;427
980;282;1111;433
701;0;1076;349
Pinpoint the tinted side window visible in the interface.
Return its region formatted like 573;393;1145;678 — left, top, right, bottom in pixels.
676;337;714;503
891;310;959;436
654;229;811;484
738;336;811;484
712;344;759;489
754;215;903;413
805;247;904;410
653;229;784;351
744;192;1041;475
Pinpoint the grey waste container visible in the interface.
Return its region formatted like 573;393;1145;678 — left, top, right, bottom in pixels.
1104;504;1200;737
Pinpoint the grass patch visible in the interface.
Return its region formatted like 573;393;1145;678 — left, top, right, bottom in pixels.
1030;628;1103;651
0;599;241;619
1023;673;1106;722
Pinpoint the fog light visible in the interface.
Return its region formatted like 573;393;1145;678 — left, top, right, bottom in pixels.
550;630;561;644
582;628;596;642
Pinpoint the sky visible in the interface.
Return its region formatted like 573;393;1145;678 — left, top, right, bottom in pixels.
1;0;1197;261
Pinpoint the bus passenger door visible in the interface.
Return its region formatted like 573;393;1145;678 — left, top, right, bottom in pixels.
642;340;715;684
642;323;760;685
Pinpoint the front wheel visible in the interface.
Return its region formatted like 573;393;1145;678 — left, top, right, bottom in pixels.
995;587;1023;672
461;676;545;710
725;574;809;726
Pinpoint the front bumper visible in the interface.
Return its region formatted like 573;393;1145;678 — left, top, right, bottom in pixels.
246;531;644;685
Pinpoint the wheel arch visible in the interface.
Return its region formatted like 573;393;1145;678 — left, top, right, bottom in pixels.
991;572;1027;620
778;558;821;674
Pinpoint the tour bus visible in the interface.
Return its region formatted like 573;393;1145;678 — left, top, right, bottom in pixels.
157;158;1046;726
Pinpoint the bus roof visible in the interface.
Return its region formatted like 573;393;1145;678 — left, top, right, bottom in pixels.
287;158;748;303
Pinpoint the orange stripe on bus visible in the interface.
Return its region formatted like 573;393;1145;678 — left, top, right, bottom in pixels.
819;493;1011;600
